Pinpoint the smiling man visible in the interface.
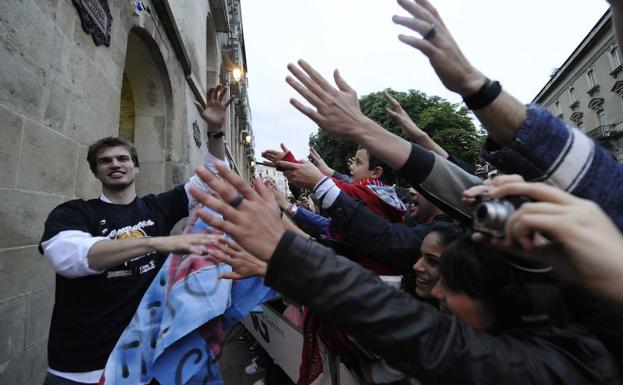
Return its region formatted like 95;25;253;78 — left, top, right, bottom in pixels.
38;86;234;385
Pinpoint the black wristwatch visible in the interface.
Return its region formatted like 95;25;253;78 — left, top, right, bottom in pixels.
207;130;225;139
463;78;502;110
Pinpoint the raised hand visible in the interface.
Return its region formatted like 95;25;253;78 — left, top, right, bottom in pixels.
384;91;449;158
286;60;372;140
384;91;424;140
392;0;485;97
207;238;267;279
309;148;334;176
262;143;291;164
277;160;325;190
264;177;290;209
194;85;236;131
188;163;285;261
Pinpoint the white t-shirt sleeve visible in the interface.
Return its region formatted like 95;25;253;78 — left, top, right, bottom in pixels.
41;230;107;278
312;177;341;209
185;151;231;212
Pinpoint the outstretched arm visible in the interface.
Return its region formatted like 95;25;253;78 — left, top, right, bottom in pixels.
85;234;221;271
383;91;448;158
194;85;236;161
309;147;336;176
286;60;412;170
187;85;236;211
393;0;525;145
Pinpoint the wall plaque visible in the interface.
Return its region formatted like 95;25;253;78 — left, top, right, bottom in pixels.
72;0;113;46
192;121;202;148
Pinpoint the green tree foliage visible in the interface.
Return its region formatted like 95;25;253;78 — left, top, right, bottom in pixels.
308;89;485;175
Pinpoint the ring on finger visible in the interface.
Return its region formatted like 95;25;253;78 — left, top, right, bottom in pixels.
228;193;244;208
423;23;437;40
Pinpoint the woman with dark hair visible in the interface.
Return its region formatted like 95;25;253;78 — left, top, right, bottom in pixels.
434;237;567;332
401;221;465;301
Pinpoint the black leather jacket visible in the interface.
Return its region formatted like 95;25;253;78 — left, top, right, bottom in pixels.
265;231;621;385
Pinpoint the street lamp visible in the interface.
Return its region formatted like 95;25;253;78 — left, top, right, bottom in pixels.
250;160;256;168
244;134;252;145
232;67;243;82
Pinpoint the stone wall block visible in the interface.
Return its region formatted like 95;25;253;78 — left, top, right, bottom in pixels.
0;246;54;302
75;145;101;199
34;0;60;20
135;162;165;196
65;72;120;145
0;105;24;188
0;190;65;249
171;162;189;186
0;340;47;385
134;116;166;162
18;121;78;196
0;0;65;78
55;0;75;40
43;80;72;133
25;288;54;348
0;296;26;363
71;15;97;61
0;48;47;120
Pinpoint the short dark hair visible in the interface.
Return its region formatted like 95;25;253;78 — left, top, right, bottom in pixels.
357;147;397;185
439;237;567;330
426;221;467;246
87;137;139;174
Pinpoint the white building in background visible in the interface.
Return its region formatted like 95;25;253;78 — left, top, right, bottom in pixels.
256;163;290;198
534;9;623;160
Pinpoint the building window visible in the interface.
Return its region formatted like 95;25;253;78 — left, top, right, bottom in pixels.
611;46;622;69
569;87;576;102
555;100;561;115
587;68;597;88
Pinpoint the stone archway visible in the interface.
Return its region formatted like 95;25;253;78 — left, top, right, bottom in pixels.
118;27;173;195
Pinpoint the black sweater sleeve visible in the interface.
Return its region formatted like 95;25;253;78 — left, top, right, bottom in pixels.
327;192;423;273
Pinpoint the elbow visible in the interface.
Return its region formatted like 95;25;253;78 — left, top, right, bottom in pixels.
45;255;91;278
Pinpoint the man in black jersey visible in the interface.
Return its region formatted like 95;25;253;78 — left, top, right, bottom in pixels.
39;86;235;385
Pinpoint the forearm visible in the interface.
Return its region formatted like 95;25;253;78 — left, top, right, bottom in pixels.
413;133;448;159
281;215;312;238
356;117;412;170
328;194;421;271
87;237;159;270
207;124;226;161
471;91;527;145
292;206;330;235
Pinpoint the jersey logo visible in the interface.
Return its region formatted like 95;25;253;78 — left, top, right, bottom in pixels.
107;219;156;239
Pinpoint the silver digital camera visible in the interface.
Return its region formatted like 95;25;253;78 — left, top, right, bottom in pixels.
472;194;530;238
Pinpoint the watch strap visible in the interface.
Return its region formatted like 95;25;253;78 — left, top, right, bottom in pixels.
207;131;225;139
462;78;502;110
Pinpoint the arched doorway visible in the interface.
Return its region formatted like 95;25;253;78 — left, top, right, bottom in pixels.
118;27;173;195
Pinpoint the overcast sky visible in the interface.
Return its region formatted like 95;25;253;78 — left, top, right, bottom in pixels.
240;0;609;160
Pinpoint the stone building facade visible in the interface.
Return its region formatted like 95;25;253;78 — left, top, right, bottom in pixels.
0;1;254;383
533;9;623;160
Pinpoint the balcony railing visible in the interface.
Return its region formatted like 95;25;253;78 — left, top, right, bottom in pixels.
587;124;616;140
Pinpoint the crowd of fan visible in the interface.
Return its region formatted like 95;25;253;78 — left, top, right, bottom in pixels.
191;1;623;384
